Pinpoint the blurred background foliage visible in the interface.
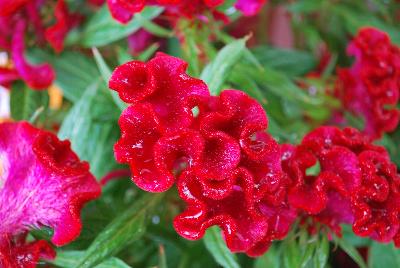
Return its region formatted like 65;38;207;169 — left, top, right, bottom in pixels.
10;0;400;267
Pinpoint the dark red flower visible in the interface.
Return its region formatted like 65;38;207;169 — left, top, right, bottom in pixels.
0;0;81;89
0;122;101;266
283;126;400;244
45;0;82;53
107;0;266;24
336;27;400;139
110;53;293;256
0;0;30;16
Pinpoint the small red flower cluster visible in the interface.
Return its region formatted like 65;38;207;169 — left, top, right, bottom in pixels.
0;0;80;89
110;53;400;256
336;27;400;139
107;0;267;24
0;122;101;267
109;53;296;256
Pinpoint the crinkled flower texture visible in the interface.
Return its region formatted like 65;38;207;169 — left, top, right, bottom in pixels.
0;0;80;89
282;126;400;245
107;0;267;24
109;53;295;256
336;27;400;139
0;122;101;267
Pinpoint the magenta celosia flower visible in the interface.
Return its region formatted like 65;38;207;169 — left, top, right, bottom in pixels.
336;27;400;139
107;0;267;24
109;53;295;256
283;126;400;244
234;0;266;16
0;122;101;267
0;0;80;89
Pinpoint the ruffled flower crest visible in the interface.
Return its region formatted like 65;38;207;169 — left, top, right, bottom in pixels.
110;53;295;256
336;27;400;139
283;126;400;244
0;122;101;267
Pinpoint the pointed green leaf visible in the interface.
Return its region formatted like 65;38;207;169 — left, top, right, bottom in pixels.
92;48;127;112
74;193;164;268
335;236;367;268
10;82;49;121
27;49;100;102
203;227;240;268
201;38;246;95
314;235;329;268
51;251;131;268
253;244;281;268
81;6;163;47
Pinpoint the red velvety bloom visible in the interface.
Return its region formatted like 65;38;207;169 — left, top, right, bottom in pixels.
110;53;209;192
336;27;400;139
283;126;400;245
0;122;101;266
110;53;294;256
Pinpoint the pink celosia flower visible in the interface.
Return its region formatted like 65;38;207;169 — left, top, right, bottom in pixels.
336;27;400;139
235;0;266;17
0;122;101;267
110;53;294;256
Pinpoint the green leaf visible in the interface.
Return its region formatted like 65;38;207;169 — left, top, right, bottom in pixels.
335;236;367;268
201;38;246;95
283;239;302;268
253;244;280;268
58;82;98;151
27;49;100;102
58;82;119;177
369;242;400;268
203;227;240;268
158;245;168;268
314;235;329;268
251;46;317;76
299;240;316;268
333;6;400;45
92;48;127;111
81;6;163;47
10;82;49;121
74;193;164;268
51;251;131;268
135;13;172;37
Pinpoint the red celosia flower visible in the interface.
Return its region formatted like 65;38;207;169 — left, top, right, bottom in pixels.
110;53;294;256
45;0;82;53
336;27;400;139
107;0;266;24
0;122;101;266
0;0;30;16
283;126;400;244
0;234;55;268
0;0;80;89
